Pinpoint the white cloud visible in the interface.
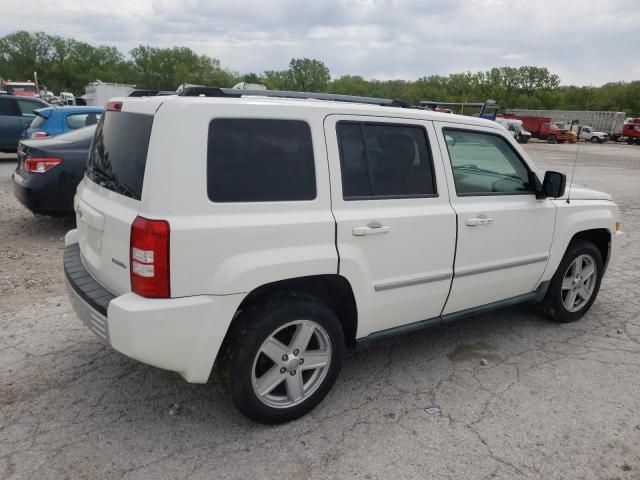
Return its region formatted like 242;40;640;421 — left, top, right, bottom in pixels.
2;0;639;85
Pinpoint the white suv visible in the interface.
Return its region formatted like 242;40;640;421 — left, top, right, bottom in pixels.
64;88;622;423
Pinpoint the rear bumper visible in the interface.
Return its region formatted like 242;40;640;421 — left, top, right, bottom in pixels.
12;170;76;215
64;238;244;383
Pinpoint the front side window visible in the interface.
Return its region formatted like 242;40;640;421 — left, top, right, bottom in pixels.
443;129;533;195
337;122;436;199
66;112;101;129
207;119;316;202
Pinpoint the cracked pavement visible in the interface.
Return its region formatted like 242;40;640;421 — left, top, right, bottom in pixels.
1;141;639;479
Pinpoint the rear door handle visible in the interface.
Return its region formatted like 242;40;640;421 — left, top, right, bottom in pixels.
465;216;494;226
352;223;391;236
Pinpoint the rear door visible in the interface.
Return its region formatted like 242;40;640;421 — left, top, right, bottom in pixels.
435;122;556;314
76;103;155;295
325;115;456;338
0;97;22;149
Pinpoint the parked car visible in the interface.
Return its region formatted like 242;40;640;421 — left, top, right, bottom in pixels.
496;118;531;143
0;94;50;152
22;106;102;140
64;89;621;423
13;125;96;215
578;126;609;143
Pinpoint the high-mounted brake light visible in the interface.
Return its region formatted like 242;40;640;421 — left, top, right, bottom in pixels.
24;157;62;173
30;131;48;139
106;101;123;112
130;216;170;298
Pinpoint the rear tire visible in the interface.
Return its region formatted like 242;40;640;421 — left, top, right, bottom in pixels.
226;293;344;424
537;240;603;323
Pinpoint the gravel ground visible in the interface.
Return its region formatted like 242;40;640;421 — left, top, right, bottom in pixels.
1;141;639;480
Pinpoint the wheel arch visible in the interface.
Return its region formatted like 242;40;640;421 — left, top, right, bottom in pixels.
570;228;611;270
216;275;359;367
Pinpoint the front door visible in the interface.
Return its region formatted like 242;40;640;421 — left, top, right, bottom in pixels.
324;115;457;338
435;122;556;315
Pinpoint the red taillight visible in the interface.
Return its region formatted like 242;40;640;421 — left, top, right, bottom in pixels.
31;131;48;139
106;101;123;112
24;157;62;173
130;216;170;298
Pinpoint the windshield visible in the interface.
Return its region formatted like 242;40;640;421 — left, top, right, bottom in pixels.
86;111;153;200
7;85;37;94
29;115;46;129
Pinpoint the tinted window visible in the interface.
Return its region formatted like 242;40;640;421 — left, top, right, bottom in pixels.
17;100;43;117
337;122;436;199
207;119;316;202
67;112;101;129
87;112;153;200
0;98;15;116
443;129;532;195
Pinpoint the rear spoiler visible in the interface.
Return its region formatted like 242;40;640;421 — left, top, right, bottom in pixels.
34;108;53;119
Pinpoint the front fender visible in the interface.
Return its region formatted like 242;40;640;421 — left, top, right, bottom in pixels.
539;200;618;283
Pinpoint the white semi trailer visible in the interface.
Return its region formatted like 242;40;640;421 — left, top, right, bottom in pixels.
505;109;626;140
85;81;136;107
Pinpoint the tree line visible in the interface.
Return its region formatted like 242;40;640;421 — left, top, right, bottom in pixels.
1;31;638;115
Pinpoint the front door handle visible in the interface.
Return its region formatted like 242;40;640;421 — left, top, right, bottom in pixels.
465;216;494;226
352;223;391;236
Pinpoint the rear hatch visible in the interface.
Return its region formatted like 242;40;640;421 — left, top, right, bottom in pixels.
76;100;157;296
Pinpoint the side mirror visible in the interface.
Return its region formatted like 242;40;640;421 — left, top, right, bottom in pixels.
538;170;566;199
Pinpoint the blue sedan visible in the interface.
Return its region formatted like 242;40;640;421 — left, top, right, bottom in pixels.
22;106;103;140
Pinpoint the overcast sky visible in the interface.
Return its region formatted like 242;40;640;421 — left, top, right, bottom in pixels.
3;0;639;85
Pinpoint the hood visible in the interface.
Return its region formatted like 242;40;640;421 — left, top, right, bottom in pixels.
562;184;612;201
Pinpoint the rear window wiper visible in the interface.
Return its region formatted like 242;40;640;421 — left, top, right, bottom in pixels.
87;166;138;198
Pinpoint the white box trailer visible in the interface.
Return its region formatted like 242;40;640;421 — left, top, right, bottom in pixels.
505;109;626;140
85;81;136;107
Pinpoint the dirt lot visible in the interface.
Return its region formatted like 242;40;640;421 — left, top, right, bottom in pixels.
1;141;639;479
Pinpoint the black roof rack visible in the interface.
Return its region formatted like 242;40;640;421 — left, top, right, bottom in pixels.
177;85;416;109
128;89;175;97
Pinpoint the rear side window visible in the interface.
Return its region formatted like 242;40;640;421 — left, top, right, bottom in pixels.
337;122;436;199
87;111;153;200
207;119;316;202
67;112;101;129
17;100;41;117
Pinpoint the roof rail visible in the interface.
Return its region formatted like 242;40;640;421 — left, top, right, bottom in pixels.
128;89;175;97
177;85;416;109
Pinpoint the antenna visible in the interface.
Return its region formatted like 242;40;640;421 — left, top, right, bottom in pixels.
566;141;580;204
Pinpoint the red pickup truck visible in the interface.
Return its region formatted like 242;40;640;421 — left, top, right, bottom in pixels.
1;81;39;97
501;114;569;143
623;119;640;145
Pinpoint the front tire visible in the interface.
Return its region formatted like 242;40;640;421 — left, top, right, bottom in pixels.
538;240;603;323
227;293;344;423
547;134;557;144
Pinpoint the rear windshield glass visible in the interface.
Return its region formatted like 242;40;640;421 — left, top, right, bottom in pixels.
29;115;46;129
87;111;153;200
